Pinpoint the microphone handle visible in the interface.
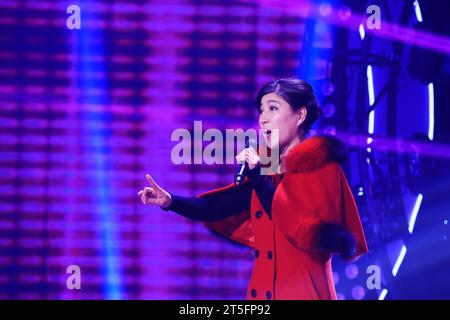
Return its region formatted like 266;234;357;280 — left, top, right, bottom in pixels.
234;137;252;186
234;162;248;185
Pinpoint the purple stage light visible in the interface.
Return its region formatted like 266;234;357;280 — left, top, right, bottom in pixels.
345;264;359;280
351;286;365;300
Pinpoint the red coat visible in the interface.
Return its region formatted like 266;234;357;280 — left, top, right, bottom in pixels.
198;136;368;300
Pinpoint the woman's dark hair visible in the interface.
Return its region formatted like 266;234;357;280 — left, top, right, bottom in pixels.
255;78;322;133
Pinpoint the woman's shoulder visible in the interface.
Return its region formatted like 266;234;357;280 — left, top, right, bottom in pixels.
285;135;348;174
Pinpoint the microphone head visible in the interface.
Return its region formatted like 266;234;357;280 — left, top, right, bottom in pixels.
245;137;258;150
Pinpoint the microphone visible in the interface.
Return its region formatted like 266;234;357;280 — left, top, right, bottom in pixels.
234;137;256;186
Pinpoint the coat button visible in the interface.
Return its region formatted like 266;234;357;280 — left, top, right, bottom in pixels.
251;289;257;298
255;249;260;258
267;251;273;260
255;211;263;219
266;291;272;300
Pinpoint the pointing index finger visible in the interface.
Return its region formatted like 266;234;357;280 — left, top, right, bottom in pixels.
146;174;159;189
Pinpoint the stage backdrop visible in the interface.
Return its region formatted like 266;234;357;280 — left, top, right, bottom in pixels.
0;0;311;299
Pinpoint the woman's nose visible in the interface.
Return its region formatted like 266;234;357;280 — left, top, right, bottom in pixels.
260;115;269;125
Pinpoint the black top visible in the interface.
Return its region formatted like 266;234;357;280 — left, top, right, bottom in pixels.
162;167;282;222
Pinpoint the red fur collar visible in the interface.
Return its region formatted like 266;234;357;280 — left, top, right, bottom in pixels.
285;135;348;173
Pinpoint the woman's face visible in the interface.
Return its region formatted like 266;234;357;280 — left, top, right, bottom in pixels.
259;92;305;150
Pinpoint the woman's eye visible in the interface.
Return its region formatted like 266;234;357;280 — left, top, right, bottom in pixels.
270;106;278;111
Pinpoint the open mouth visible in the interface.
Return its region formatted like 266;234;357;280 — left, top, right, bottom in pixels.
266;129;272;139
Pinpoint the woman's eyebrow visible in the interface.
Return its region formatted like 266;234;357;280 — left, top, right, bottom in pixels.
260;100;281;109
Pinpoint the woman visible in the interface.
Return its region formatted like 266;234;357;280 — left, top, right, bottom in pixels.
138;78;368;300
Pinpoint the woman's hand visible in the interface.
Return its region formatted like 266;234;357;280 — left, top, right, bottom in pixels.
138;174;172;208
235;148;261;170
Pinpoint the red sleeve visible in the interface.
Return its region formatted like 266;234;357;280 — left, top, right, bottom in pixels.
272;163;368;257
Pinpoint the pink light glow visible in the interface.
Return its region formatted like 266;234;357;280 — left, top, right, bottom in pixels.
245;0;450;54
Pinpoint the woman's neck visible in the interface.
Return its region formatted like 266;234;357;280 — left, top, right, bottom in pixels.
277;133;305;174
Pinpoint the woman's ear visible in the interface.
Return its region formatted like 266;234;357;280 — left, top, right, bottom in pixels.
296;107;307;127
